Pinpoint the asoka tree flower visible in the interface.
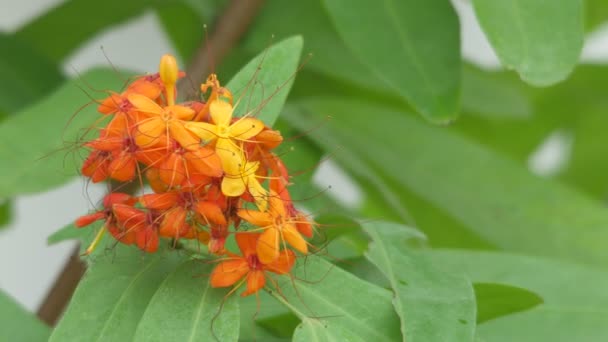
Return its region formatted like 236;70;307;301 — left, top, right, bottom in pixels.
128;94;200;150
237;192;309;264
74;193;136;254
210;233;295;297
221;150;268;211
185;99;265;169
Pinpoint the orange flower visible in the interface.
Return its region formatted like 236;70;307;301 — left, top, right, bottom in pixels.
128;93;200;150
210;233;295;296
237;192;308;264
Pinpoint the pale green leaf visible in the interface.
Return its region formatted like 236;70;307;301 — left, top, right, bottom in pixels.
50;246;182;341
286;98;608;266
322;0;460;122
472;0;584;86
0;290;50;342
364;222;476;341
426;250;608;341
272;257;402;341
0;68;130;197
134;261;239;342
226;35;303;126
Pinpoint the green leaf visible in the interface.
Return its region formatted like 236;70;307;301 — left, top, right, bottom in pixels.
426;250;608;341
156;0;225;63
0;68;130;197
239;0;392;98
472;0;584;86
322;0;460;123
256;313;300;339
226;36;303;126
585;0;608;32
134;261;239;342
286;98;608;266
364;222;476;341
272;257;402;341
239;291;293;341
0;290;50;341
15;0;175;62
0;33;64;117
0;199;11;228
461;64;532;120
474;283;543;324
50;246;182;341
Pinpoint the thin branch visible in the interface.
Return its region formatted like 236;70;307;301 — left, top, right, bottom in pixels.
177;0;265;99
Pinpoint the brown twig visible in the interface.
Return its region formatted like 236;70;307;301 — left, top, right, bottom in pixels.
36;0;265;326
37;247;85;326
178;0;265;99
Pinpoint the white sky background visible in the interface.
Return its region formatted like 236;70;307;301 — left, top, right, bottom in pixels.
0;0;607;313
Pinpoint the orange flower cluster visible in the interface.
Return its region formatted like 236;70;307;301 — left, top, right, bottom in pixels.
75;54;315;296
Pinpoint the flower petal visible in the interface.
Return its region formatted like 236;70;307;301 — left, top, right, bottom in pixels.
135;117;164;147
166;105;195;120
257;228;280;264
195;201;227;226
229;118;264;141
235;233;261;258
221;176;247;197
241;270;266;297
216;138;244;175
283;224;308;254
186;147;223;177
237;209;273;227
140;192;179;210
184;122;218;143
169;121;200;151
210;259;249;288
266;249;295;274
248;177;268;211
210;99;233;126
128;93;163;116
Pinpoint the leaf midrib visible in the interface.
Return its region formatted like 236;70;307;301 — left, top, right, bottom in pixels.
295;279;395;341
94;257;161;341
187;278;211;342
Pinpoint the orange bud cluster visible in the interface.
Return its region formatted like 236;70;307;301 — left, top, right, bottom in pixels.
75;54;315;296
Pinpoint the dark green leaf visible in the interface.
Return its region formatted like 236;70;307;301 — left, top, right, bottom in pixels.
272;257;402;341
0;290;50;341
0;199;11;228
0;33;64;117
50;246;182;341
156;0;225;63
15;0;175;62
0;68;131;197
364;222;476;341
226;36;303;126
473;283;543;324
322;0;460;123
287;98;608;266
472;0;584;86
240;0;391;97
134;261;239;342
585;0;608;32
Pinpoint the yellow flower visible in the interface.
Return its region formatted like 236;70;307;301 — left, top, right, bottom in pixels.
185;100;264;172
221;150;268;210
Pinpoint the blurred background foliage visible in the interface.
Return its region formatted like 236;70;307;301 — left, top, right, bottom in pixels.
2;0;608;341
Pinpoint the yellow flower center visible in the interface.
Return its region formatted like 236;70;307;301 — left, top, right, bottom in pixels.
217;124;230;138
